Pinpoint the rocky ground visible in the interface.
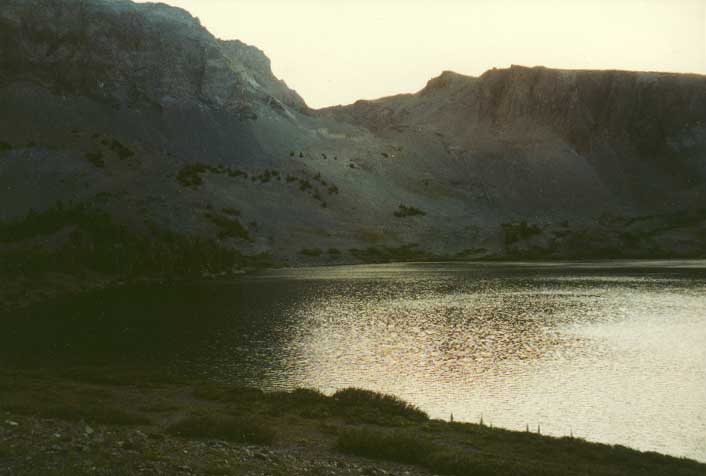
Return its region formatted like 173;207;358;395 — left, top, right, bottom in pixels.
1;415;422;476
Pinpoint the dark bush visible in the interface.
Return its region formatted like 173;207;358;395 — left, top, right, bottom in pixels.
109;139;134;159
177;163;208;187
338;428;519;476
221;208;240;216
205;213;252;241
502;221;542;245
337;428;432;465
394;204;426;218
85;151;105;168
333;388;428;421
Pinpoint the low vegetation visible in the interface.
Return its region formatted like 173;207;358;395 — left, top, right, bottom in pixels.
167;415;274;445
84;150;105;168
502;221;542;245
175;162;338;209
176;162;249;188
0;203;271;277
107;139;134;159
332;388;428;422
2;372;703;476
205;212;252;241
393;204;426;218
176;163;209;187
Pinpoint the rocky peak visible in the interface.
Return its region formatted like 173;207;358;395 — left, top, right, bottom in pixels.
0;0;305;115
419;70;471;95
219;39;308;112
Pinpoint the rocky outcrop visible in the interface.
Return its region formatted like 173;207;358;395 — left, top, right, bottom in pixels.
219;40;308;113
325;66;706;211
0;0;303;115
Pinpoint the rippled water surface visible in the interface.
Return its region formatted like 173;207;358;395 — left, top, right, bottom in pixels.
2;260;705;461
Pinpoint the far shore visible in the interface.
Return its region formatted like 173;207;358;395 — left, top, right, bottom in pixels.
3;257;705;315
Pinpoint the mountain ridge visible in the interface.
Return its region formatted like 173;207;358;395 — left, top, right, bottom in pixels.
0;0;704;289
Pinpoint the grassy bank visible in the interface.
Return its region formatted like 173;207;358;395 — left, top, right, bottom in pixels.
1;370;703;476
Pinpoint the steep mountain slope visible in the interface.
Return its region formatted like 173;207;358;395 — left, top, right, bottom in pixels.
324;67;706;212
0;0;704;281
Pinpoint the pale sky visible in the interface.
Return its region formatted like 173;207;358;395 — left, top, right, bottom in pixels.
136;0;706;108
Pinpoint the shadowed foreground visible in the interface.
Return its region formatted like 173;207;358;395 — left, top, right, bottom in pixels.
1;370;704;476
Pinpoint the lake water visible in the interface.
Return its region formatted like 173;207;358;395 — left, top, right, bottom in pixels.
1;260;705;461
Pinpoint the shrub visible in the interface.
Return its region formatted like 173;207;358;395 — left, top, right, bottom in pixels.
327;185;339;195
394;204;426;218
221;207;240;216
227;168;247;178
85;151;105;168
338;428;517;476
177;163;208;187
205;213;252;241
0;141;12;152
501;221;542;245
332;388;428;421
109;139;134;159
424;450;508;476
327;248;341;255
300;248;323;257
337;428;432;465
167;415;275;445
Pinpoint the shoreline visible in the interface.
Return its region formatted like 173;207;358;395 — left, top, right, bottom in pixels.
1;370;704;476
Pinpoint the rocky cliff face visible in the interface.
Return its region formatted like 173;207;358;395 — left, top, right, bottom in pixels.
0;0;305;115
326;66;706;212
0;0;704;272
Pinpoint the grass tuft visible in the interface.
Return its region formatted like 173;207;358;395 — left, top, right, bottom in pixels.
333;388;428;422
393;204;426;218
167;414;275;445
337;428;431;465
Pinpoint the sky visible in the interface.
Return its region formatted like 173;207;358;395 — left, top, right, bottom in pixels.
135;0;706;109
